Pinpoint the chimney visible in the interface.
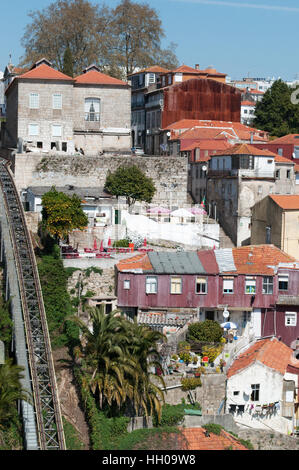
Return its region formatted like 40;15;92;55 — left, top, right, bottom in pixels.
250;132;254;144
195;64;200;70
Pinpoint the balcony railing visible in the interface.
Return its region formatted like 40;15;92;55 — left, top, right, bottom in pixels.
85;112;100;122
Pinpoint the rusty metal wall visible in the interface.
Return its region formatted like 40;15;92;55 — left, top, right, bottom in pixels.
162;79;241;128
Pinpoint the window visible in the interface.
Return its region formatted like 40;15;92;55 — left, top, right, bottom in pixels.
146;276;157;294
278;275;289;291
262;276;273;294
29;93;39;109
28;124;39;136
196;277;207;294
223;278;234;294
170;277;182;294
278;148;283;156
251;384;260;401
62;142;67;152
275;169;280;179
85;98;100;121
52;124;62;137
287;169;291;179
285;312;297;326
233;391;240;396
123;280;130;290
52;93;62;109
37;142;43;149
245;278;256;294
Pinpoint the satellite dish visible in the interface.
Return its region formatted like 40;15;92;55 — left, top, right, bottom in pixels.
202;165;207;172
223;308;229;319
167;132;171;137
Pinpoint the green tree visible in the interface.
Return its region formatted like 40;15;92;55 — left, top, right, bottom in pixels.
188;320;223;343
253;79;299;136
124;320;166;421
41;187;88;240
105;165;156;208
62;47;74;77
0;359;31;426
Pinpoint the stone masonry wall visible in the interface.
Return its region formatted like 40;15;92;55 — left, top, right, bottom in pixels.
12;154;189;206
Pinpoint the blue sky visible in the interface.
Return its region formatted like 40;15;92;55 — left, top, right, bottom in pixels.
1;0;298;80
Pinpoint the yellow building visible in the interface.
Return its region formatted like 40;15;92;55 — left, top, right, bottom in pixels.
251;195;299;259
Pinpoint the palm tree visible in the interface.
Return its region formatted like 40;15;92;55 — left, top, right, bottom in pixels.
73;306;136;410
0;358;31;426
124;320;167;422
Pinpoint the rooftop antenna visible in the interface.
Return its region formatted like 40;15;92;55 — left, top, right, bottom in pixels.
8;53;12;65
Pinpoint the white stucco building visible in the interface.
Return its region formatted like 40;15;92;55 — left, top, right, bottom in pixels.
226;337;299;435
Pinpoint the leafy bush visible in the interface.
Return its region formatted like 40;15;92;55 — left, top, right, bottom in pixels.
188;320;223;343
113;239;130;247
178;341;191;351
203;423;223;435
181;377;202;391
202;345;222;363
179;352;192;364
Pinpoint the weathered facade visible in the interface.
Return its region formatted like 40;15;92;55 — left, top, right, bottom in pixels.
116;244;299;348
3;60;131;154
207;144;296;246
251;195;299;259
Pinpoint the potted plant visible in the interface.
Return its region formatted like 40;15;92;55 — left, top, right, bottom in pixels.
194;368;201;378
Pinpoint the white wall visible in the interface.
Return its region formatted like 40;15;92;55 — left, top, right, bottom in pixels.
226;362;293;434
121;211;220;248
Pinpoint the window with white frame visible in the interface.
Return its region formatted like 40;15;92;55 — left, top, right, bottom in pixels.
28;123;39;136
262;276;273;294
123;280;130;290
196;277;207;294
245;277;256;294
170;277;182;294
85;98;100;121
285;312;297;326
29;93;39;109
52;93;62;109
146;276;157;294
278;274;289;291
52;124;62;137
223;278;234;294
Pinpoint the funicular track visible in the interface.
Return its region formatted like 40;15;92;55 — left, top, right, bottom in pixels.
0;158;65;450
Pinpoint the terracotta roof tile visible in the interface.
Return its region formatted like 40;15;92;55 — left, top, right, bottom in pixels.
227;337;299;378
241;100;256;106
116;253;153;272
270;195;299;210
19;63;73;81
128;66;170;76
227;244;296;275
212;142;278;157
275;155;294;164
179;427;248;450
269;134;299;145
74;70;128;86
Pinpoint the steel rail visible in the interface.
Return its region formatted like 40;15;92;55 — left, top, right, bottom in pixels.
0;158;65;450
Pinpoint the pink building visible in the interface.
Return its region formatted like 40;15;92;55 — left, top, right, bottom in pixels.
116;245;299;347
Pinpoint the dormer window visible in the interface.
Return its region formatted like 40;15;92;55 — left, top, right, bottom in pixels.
85;98;100;122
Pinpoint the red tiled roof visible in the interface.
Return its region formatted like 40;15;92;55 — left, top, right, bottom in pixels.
241;100;256;106
275;154;294;164
180;139;231;152
227;337;299;378
128;66;170;76
171;64;203;74
19;63;73;81
294;164;299;173
212;142;278;157
229;244;296;276
74;69;128;86
270;134;299;145
270;194;299;210
116;253;153;272
179;427;248;450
